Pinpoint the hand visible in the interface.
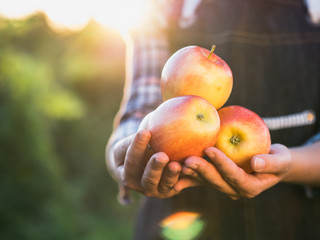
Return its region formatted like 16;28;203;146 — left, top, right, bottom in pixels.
109;130;183;204
174;144;292;199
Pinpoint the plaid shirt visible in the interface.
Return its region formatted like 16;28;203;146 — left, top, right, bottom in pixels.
108;31;170;146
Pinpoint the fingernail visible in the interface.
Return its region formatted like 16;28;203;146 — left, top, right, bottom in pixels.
169;162;181;173
185;163;196;169
204;148;215;158
254;158;265;171
155;157;167;164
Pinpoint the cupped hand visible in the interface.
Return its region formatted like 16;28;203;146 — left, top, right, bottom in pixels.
174;144;292;199
110;130;183;203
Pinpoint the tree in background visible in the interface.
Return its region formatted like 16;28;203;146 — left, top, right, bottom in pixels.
0;13;137;240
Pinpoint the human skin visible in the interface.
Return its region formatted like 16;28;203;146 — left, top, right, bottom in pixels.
106;130;198;202
106;129;320;201
175;141;320;199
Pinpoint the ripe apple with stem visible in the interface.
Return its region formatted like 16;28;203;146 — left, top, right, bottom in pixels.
215;105;271;172
161;45;233;110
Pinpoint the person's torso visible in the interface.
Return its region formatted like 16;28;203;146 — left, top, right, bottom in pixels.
135;1;320;239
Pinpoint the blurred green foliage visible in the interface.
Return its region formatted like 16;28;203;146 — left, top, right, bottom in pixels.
0;13;138;239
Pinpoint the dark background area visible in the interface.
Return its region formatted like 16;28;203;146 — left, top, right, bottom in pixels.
0;13;139;239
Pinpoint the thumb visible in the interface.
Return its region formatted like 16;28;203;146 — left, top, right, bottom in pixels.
251;156;268;172
251;144;291;173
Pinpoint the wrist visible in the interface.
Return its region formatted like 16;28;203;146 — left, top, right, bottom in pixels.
281;142;320;186
281;148;295;183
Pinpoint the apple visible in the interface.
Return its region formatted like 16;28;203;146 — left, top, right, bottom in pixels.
138;95;220;162
215;105;271;172
161;45;233;110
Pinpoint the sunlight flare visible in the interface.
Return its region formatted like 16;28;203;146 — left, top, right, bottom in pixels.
0;0;148;33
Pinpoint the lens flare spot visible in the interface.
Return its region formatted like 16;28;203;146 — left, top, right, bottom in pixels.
160;212;205;240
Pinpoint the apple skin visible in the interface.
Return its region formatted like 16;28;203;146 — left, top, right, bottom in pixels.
215;105;271;172
161;45;233;110
138;95;220;162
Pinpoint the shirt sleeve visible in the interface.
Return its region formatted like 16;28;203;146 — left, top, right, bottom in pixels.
304;131;320;198
304;131;320;145
304;0;320;26
108;4;171;147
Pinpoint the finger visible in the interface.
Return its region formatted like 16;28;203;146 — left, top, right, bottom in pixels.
204;147;248;189
124;130;151;182
208;147;280;198
158;161;181;193
184;155;237;195
173;176;202;192
112;135;134;167
251;144;291;173
141;152;169;192
181;166;199;178
117;184;133;205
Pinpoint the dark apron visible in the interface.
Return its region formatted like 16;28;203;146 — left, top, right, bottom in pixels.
134;0;320;239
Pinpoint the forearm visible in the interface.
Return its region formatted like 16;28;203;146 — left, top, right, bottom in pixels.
283;141;320;186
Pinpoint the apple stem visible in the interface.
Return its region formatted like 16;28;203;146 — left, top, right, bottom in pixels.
230;136;240;145
208;45;216;59
197;113;205;121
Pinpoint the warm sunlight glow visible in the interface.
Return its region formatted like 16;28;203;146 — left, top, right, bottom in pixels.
0;0;148;33
92;0;148;35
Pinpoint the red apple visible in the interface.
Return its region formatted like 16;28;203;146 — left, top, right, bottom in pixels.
215;105;271;172
161;45;233;110
138;95;220;162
